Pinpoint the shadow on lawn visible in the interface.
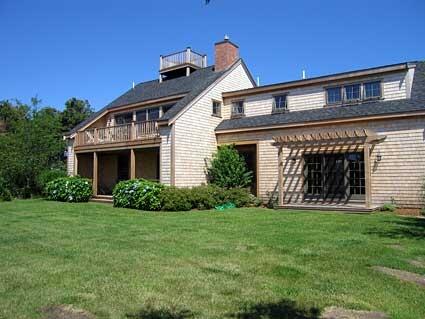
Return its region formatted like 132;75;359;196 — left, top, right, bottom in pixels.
125;307;194;319
365;217;425;240
227;299;320;319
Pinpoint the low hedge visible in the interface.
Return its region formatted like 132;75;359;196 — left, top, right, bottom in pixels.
45;176;92;202
113;179;164;211
112;181;262;212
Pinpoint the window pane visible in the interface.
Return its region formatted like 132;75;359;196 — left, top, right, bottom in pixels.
274;95;287;109
344;84;361;101
148;108;159;120
212;101;221;115
232;101;244;115
115;112;133;124
364;81;381;99
136;110;147;122
326;87;342;104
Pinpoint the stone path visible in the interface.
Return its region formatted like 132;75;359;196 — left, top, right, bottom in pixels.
321;307;388;319
372;266;425;287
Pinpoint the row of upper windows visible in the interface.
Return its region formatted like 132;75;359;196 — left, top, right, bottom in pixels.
113;104;173;125
215;80;383;118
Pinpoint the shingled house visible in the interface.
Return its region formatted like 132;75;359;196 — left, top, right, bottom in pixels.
65;39;425;210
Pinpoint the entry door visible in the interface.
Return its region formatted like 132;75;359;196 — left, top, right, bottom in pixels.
323;154;345;200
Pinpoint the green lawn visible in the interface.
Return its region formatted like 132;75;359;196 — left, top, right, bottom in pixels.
0;200;424;319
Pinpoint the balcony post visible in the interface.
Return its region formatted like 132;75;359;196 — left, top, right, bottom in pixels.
131;122;136;140
94;128;98;144
364;143;372;209
186;47;191;63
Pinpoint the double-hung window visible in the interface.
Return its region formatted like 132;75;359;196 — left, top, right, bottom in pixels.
344;84;361;102
231;100;245;117
326;87;342;105
212;100;221;117
136;107;160;122
115;112;133;125
273;94;288;113
364;81;381;100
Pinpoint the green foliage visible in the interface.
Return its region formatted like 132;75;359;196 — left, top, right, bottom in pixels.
36;169;67;194
188;185;224;210
159;187;192;211
45;176;92;202
61;98;93;132
113;179;164;211
380;203;396;212
0;99;65;197
0;178;12;201
224;187;254;208
207;144;253;188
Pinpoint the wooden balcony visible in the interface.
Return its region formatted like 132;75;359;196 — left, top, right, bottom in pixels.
75;121;160;150
160;48;207;71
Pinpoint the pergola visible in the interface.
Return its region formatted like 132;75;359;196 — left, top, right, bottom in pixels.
273;128;386;209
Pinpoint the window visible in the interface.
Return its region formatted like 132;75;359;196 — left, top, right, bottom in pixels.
364;81;381;99
326;87;342;104
273;94;288;113
136;107;160;122
232;100;244;117
212;100;221;117
344;84;361;102
115;112;133;125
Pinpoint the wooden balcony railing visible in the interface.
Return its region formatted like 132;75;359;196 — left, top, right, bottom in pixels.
160;48;207;70
75;121;159;147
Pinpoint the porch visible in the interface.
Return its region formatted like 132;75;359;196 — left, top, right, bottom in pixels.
274;128;386;211
75;147;160;196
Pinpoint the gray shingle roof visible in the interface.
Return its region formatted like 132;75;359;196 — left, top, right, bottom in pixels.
67;65;227;135
216;61;425;132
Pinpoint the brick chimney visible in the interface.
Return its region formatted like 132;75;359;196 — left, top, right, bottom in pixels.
214;36;239;72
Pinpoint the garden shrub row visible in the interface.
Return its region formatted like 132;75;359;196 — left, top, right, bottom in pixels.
45;176;92;202
112;179;261;211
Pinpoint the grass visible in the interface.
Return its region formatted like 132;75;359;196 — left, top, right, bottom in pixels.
0;200;424;319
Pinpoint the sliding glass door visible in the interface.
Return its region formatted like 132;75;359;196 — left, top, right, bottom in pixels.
304;152;365;201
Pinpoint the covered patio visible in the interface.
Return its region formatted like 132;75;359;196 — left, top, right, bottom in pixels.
273;128;386;211
75;147;160;196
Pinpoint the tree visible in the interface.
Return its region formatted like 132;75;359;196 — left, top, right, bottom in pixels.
207;144;253;188
0;99;64;196
61;98;93;132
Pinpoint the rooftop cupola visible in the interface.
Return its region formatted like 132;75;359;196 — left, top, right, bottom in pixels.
159;47;207;82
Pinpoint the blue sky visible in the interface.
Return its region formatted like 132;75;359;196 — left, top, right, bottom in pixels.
1;0;424;111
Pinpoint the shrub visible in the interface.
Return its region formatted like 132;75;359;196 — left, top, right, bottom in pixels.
45;176;92;202
0;177;12;201
113;179;163;210
224;187;253;208
188;185;223;210
207;144;253;189
159;187;192;211
36;169;67;193
380;203;396;212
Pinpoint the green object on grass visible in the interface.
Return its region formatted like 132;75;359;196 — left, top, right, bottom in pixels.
215;202;236;210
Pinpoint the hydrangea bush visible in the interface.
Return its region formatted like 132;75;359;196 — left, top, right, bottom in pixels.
112;179;164;211
45;176;92;202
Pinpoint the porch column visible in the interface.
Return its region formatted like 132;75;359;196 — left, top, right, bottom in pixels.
364;143;372;209
278;146;284;207
130;149;136;179
74;153;78;176
93;152;98;196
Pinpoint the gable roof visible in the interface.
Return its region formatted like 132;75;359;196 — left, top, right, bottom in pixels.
66;64;235;136
216;61;425;132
